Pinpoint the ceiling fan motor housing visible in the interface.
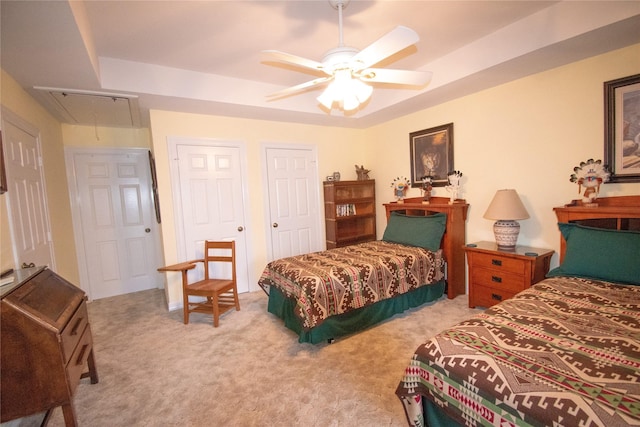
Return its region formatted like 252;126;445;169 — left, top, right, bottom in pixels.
322;46;360;72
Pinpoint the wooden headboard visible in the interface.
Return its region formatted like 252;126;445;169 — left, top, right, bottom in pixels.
554;195;640;263
383;196;469;300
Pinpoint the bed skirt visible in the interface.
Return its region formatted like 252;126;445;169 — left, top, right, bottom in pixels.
267;280;445;344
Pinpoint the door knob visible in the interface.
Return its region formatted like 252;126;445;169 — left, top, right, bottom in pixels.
272;223;278;228
145;228;151;233
237;226;244;232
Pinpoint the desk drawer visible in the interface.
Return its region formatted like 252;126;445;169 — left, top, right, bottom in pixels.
66;324;93;395
61;301;89;364
472;252;527;274
471;268;526;293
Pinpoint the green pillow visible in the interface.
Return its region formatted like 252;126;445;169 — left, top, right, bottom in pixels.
547;222;640;285
382;212;446;251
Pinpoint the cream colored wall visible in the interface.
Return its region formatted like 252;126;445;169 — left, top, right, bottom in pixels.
149;111;365;307
0;70;79;283
61;124;151;148
367;43;640;270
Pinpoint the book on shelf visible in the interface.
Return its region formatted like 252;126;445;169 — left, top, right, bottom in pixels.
336;204;357;217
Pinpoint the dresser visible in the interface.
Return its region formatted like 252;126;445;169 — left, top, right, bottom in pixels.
1;267;98;426
465;241;553;308
323;179;376;248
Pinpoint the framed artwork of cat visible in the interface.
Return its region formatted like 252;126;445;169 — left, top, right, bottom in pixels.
409;123;454;188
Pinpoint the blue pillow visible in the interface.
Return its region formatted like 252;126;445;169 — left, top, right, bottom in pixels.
546;222;640;285
382;212;446;251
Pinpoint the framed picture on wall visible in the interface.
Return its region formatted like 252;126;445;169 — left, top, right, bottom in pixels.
409;123;453;187
604;73;640;183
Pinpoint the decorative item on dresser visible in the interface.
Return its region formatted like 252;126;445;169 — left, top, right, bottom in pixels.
465;241;553;308
384;196;469;299
483;189;530;250
1;267;98;427
323;179;376;249
396;195;640;427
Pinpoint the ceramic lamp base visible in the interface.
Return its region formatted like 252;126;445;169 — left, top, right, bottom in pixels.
493;220;520;250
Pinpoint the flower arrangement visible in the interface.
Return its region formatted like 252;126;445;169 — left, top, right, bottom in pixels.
569;159;610;205
390;176;410;202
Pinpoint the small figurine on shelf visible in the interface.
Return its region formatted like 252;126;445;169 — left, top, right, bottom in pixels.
569;159;610;206
355;165;371;180
420;175;433;204
390;176;410;203
446;170;463;204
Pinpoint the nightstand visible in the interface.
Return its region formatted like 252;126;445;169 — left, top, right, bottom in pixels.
465;241;554;308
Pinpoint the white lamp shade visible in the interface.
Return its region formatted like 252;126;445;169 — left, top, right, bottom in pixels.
483;189;529;250
483;189;530;220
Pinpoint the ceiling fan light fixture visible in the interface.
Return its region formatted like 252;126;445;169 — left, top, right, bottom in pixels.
317;69;372;111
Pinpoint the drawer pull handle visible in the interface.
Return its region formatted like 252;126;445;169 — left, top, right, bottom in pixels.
76;344;89;366
491;259;502;266
491;275;502;283
70;316;84;336
492;293;503;301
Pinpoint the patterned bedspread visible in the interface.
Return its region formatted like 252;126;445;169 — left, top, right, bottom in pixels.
397;276;640;427
258;241;444;331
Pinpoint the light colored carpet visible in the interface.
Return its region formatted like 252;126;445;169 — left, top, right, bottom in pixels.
37;288;479;426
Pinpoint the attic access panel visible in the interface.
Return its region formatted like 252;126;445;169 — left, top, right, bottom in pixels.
35;88;141;128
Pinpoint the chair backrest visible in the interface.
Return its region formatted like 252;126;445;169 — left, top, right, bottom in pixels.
203;240;236;282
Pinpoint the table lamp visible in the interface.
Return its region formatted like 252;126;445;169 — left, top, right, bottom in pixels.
483;189;530;250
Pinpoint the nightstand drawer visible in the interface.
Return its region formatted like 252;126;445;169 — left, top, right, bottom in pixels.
471;267;526;293
473;285;517;307
472;252;527;274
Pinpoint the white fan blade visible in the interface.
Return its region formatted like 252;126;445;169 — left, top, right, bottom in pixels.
266;76;333;99
350;26;420;70
262;50;329;75
358;68;432;86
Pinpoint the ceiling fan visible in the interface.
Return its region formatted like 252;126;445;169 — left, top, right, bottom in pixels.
262;0;432;112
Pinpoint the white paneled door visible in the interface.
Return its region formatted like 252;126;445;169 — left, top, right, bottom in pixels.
265;146;322;260
171;141;250;293
69;149;160;299
2;114;55;269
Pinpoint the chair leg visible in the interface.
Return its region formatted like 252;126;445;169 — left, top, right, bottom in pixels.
234;289;240;311
182;293;190;325
181;271;190;325
212;293;220;327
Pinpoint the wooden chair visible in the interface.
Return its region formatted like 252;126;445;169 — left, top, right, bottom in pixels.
158;240;240;327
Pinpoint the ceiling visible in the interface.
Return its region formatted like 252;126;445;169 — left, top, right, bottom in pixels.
2;1;640;129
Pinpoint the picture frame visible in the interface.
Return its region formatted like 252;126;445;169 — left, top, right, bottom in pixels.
409;123;454;187
604;73;640;183
0;131;6;194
